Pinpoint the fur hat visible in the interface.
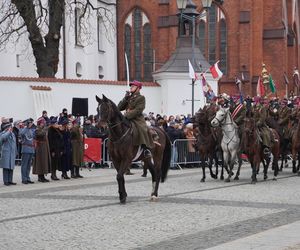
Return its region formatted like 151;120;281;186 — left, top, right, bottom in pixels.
1;120;12;131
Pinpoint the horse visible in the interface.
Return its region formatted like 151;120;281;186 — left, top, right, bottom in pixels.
95;95;171;204
242;117;280;183
193;106;222;182
291;118;300;175
211;107;242;182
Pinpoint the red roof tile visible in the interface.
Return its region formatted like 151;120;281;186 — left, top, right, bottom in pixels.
0;76;160;87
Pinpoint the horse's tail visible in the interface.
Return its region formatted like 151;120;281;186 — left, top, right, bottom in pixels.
161;132;172;183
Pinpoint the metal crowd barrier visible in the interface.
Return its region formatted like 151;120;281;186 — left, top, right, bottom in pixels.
102;138;201;170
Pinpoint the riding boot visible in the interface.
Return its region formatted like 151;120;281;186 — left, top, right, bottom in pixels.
75;166;83;178
38;175;45;182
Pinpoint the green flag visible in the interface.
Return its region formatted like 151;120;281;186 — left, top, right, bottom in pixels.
269;74;276;93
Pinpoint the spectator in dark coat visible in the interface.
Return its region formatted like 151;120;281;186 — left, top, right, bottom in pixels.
48;116;64;180
60;118;72;179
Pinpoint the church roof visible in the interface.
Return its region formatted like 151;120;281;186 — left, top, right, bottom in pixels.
153;37;210;74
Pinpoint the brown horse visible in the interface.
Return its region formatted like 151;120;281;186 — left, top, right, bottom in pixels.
242;117;280;183
291;119;300;175
193;106;222;182
95;95;171;203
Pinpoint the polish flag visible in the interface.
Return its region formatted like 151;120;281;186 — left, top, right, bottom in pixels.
256;76;265;97
188;60;197;80
210;61;223;79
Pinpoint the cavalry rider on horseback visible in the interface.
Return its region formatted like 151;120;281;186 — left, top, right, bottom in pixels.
278;98;292;142
118;80;154;158
253;96;274;155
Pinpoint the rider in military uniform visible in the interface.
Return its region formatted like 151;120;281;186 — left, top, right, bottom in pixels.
118;80;154;157
253;97;274;154
278;98;292;142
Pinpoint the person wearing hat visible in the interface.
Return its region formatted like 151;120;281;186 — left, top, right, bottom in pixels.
278;98;292;143
60;117;72;179
118;80;154;158
0;119;17;185
253;97;274;155
48;116;64;180
19;118;35;184
33;117;51;182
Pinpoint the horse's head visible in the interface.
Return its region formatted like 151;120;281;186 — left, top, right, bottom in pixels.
195;108;208;126
211;107;229;127
243;117;255;135
95;94;115;123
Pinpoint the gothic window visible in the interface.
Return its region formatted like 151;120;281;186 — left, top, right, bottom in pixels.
219;19;227;74
124;24;131;80
198;4;227;74
134;9;142;80
143;23;153;81
123;8;153;82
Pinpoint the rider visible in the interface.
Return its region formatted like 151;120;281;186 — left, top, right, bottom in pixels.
118;80;154;158
253;96;274;155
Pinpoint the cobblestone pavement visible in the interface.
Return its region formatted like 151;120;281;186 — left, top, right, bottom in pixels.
1;164;300;249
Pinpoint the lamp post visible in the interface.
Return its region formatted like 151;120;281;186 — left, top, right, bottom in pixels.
176;0;213;116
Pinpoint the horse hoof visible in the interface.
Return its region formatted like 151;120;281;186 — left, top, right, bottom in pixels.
285;164;289;168
141;174;147;177
120;198;126;204
272;177;277;181
200;179;205;182
234;176;239;181
264;175;268;180
150;195;159;202
225;178;230;183
220;176;224;180
279;168;283;172
251;180;257;184
293;168;297;173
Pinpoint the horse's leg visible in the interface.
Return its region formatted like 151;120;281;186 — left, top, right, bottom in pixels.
251;161;257;184
292;146;297;174
214;151;219;178
116;161;129;204
223;151;231;182
208;155;217;179
145;157;160;200
234;154;243;180
263;155;270;180
200;156;206;182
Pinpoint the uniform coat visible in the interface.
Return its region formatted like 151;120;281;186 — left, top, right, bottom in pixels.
0;130;16;170
70;126;84;167
33;127;51;175
118;92;153;148
48;126;64;172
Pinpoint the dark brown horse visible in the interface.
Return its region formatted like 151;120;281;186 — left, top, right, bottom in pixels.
291;118;300;175
242;117;280;183
193;106;222;182
95;95;171;203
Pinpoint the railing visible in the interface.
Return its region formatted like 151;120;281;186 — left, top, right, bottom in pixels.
102;138;201;169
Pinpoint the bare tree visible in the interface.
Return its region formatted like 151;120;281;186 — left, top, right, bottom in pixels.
0;0;115;77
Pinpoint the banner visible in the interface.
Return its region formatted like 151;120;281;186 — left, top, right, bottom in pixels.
84;138;102;163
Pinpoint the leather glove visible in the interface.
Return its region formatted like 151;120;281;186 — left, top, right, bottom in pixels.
124;91;131;100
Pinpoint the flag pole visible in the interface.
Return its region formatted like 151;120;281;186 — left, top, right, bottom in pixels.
124;52;130;88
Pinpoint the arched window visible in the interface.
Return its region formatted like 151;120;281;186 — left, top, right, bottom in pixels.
124;24;131;80
123;8;153;82
219;19;227;74
198;4;227;74
143;23;152;81
134;8;142;80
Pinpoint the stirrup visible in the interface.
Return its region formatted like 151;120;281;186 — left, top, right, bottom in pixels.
144;149;152;158
263;147;270;155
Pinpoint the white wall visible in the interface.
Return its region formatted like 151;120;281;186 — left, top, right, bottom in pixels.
153;72;218;116
0;80;161;121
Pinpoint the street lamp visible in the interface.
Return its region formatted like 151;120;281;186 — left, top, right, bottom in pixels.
176;0;212;115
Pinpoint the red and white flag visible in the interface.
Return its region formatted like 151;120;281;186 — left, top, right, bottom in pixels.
188;60;197;80
256;76;265;97
209;61;223;79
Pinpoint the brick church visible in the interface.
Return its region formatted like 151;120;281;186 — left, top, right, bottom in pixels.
117;0;300;98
